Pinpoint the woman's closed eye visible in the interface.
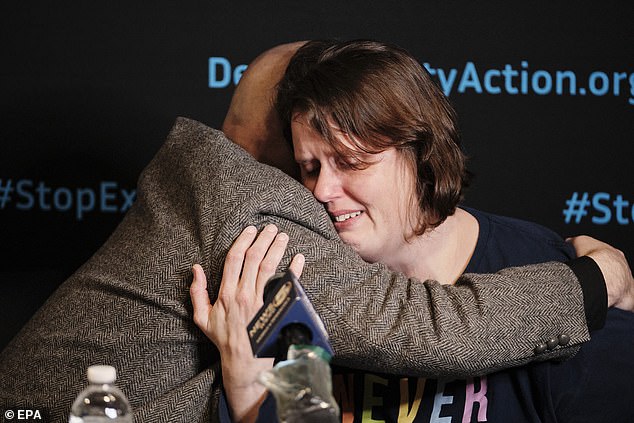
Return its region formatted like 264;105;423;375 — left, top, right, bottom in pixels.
333;156;352;170
334;154;375;172
299;160;320;177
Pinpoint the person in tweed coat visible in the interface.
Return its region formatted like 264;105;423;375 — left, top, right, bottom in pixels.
0;52;631;423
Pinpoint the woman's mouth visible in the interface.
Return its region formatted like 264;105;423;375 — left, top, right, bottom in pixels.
331;211;364;230
333;211;362;222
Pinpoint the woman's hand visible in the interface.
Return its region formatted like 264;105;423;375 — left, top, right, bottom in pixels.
190;224;304;423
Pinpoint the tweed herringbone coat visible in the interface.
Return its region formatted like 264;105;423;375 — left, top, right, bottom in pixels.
0;118;589;422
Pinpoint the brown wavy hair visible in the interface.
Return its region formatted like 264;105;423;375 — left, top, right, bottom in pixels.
275;39;471;235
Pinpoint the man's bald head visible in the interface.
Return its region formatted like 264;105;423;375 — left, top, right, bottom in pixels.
222;42;306;179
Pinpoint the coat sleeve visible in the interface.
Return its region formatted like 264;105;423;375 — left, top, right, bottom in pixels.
229;171;589;378
204;119;590;378
0;118;589;422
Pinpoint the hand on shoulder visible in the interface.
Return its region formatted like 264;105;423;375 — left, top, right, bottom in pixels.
567;235;634;312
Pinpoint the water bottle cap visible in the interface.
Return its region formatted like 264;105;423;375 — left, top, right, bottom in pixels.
86;365;117;384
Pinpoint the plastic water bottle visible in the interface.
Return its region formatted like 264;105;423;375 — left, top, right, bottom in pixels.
259;345;339;423
69;365;133;422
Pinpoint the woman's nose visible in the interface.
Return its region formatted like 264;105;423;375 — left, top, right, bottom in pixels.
312;165;341;203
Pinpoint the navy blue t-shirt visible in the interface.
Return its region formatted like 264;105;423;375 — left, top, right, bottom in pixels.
458;208;634;422
221;208;634;422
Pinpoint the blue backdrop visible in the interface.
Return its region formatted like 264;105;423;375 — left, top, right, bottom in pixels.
1;1;632;349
